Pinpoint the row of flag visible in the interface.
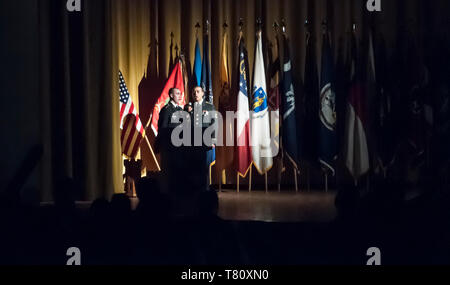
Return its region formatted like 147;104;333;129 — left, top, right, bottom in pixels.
118;24;432;185
233;28;344;179
234;29;297;177
117;28;361;181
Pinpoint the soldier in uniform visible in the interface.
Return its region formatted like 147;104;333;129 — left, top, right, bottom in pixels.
185;86;218;189
155;87;185;195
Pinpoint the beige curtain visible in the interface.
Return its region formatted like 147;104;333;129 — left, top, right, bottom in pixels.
34;0;448;201
38;0;122;201
82;0;122;200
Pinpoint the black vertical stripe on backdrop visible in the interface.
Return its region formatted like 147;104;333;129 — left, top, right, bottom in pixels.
48;0;84;200
68;5;84;201
49;1;67;191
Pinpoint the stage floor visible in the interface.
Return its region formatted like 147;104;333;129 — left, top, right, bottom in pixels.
217;190;337;223
42;190;337;223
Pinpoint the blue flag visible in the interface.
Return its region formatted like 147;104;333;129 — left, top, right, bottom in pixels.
281;35;299;168
319;33;337;175
201;33;213;104
303;33;319;164
201;32;215;182
193;38;202;87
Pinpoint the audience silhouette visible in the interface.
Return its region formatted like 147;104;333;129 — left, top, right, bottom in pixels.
0;162;449;265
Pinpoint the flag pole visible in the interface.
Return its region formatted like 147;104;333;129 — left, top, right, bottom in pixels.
238;18;243;45
237;172;240;193
237;18;244;195
278;159;281;192
179;55;189;106
143;134;161;172
219;170;222;192
273;21;281;193
324;171;328;192
249;166;252;192
265;172;268;193
287;156;299;193
219;21;229;194
294;167;298;193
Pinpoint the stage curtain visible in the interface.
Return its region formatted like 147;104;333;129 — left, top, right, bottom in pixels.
81;0;122;200
38;0;122;201
35;0;449;201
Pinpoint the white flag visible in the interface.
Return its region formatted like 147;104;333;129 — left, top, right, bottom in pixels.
251;32;273;174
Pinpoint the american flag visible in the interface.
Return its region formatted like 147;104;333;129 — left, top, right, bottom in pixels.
119;71;145;158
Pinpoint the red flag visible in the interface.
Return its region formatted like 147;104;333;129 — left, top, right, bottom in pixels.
150;61;185;136
343;33;370;180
